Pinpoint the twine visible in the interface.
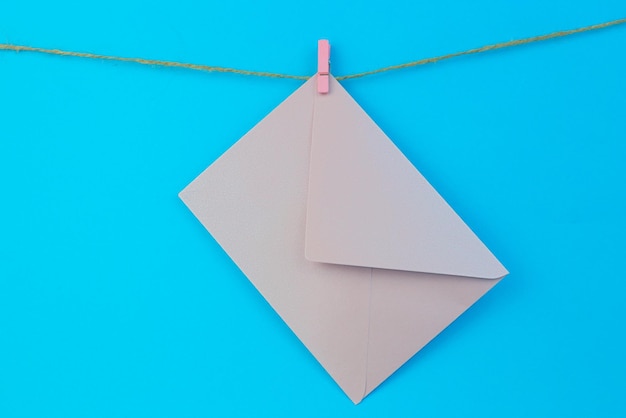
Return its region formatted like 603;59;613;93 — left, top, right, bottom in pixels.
1;17;624;81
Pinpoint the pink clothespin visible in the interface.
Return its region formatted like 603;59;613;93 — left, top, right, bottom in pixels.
317;40;330;94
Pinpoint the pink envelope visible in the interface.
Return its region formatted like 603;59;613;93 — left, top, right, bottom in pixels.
180;75;508;403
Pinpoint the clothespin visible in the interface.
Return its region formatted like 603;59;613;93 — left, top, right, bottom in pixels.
317;40;330;94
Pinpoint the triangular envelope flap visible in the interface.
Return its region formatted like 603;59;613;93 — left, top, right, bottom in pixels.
305;76;507;279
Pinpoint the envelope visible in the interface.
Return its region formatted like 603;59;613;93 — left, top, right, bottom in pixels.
179;75;508;403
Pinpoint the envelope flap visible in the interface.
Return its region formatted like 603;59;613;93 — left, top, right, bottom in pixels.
305;76;507;279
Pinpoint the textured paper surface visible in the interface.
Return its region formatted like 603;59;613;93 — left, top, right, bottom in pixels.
179;76;507;403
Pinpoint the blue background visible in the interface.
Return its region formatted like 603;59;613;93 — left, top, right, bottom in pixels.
1;1;625;416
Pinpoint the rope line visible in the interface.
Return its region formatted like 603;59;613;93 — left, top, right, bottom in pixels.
1;17;624;81
336;17;626;80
